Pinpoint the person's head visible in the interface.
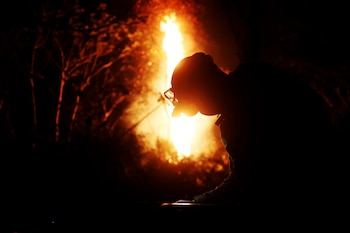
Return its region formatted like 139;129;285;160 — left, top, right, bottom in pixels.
164;52;228;117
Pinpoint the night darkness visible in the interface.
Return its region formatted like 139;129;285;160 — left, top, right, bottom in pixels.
1;0;349;232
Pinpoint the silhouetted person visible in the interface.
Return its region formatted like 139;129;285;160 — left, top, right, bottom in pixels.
164;52;339;230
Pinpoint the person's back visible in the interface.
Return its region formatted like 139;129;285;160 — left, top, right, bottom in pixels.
221;61;334;228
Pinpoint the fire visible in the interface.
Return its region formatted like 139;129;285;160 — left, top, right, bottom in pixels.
161;14;184;80
161;14;194;157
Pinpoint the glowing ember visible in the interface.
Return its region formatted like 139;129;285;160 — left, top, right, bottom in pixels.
161;14;194;156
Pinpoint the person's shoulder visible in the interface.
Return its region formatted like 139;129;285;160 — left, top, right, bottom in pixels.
228;60;284;85
235;60;276;69
230;61;283;76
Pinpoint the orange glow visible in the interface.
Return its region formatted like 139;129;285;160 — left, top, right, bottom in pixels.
161;14;184;79
161;14;194;157
170;114;195;157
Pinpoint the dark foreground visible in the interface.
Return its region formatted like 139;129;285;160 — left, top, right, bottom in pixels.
3;200;346;233
4;202;239;232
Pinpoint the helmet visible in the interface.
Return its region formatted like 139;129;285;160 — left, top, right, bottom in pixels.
171;52;216;94
164;52;218;117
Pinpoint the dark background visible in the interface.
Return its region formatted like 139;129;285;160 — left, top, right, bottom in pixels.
1;0;349;231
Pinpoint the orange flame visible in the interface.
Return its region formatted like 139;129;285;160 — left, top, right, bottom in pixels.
161;14;195;157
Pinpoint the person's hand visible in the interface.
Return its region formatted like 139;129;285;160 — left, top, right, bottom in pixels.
193;192;212;203
175;199;194;203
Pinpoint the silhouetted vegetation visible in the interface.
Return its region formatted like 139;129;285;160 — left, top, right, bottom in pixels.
0;0;230;216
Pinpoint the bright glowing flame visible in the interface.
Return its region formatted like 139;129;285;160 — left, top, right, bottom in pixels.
171;114;195;157
161;14;194;156
161;14;184;79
